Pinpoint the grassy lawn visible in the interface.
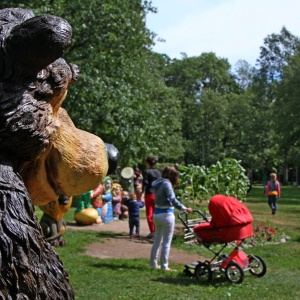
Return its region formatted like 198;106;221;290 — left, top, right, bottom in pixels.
52;185;300;300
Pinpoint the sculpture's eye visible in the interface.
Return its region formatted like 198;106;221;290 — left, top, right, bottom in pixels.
37;69;49;80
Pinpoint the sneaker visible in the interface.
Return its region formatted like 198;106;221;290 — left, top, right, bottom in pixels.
163;268;177;272
146;232;155;238
135;234;140;238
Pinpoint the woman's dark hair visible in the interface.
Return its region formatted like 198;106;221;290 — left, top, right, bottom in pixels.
162;166;179;187
146;156;158;167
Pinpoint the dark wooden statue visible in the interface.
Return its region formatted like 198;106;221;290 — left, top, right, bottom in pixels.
39;195;71;247
0;8;119;299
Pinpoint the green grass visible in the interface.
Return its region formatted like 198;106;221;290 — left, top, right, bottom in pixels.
52;185;300;300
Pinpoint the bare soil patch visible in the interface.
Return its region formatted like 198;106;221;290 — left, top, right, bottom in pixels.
67;219;206;265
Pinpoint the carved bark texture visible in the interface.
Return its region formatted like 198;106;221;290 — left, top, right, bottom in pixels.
0;8;76;299
0;8;119;298
0;161;74;299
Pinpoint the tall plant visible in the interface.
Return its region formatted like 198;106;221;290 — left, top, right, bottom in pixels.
177;158;249;206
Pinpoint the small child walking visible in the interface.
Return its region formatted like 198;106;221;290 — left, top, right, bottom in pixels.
124;193;145;238
264;173;281;215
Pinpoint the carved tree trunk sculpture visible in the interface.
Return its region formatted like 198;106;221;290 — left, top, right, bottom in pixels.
0;159;74;299
0;8;119;299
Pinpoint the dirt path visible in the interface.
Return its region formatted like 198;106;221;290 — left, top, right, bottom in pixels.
67;219;207;266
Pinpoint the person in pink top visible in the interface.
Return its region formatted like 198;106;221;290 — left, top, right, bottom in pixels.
264;173;281;215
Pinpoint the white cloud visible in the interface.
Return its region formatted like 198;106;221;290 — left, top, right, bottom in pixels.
147;0;300;66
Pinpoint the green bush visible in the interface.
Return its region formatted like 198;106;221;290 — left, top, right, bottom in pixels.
177;158;249;205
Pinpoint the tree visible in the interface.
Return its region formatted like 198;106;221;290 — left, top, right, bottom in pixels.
1;1;184;165
274;51;300;182
234;60;256;90
257;26;300;83
163;53;241;165
255;26;300;183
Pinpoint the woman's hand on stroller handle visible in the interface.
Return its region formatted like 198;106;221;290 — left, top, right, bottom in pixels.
185;207;193;213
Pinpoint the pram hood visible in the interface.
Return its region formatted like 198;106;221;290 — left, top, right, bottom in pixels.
193;195;253;242
209;194;253;227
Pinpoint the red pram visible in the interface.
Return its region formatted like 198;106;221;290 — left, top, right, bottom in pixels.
194;194;253;243
178;194;267;284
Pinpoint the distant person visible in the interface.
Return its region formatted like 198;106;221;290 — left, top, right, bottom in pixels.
142;156;161;238
124;193;145;238
264;173;281;215
134;166;143;186
150;166;193;271
134;166;143;201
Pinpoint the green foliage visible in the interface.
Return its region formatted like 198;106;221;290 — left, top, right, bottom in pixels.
273;51;300;168
163;53;241;166
177;158;249;205
257;26;300;83
254;27;300;182
2;2;300;180
204;158;249;199
0;1;183;166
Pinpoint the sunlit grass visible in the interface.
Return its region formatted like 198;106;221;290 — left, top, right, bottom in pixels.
42;185;300;299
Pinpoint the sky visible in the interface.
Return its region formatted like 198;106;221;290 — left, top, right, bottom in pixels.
146;0;300;67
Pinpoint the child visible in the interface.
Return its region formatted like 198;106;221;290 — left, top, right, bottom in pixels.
124;192;145;238
264;173;281;215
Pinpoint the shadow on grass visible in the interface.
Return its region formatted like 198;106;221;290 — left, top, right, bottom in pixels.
247;198;300;206
295;236;300;242
151;273;235;287
89;260;148;271
91;231;154;244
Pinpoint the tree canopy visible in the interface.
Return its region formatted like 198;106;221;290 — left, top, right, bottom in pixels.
1;1;300;183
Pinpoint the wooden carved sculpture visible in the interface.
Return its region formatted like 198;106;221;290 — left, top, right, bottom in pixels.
0;8;119;299
39;195;72;247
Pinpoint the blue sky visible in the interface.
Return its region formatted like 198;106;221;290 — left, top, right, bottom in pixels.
146;0;300;67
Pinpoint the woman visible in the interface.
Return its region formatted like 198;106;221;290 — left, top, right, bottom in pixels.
150;166;193;271
142;156;161;238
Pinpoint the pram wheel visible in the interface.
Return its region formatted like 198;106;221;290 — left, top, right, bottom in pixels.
195;262;212;283
183;268;193;277
248;255;267;277
225;262;244;284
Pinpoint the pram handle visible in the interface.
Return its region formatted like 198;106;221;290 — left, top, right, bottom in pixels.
178;209;210;228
